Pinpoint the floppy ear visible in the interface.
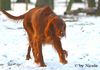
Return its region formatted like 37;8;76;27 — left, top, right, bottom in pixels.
44;22;55;38
44;15;58;38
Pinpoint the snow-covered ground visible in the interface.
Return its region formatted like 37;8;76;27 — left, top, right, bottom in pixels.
0;0;100;70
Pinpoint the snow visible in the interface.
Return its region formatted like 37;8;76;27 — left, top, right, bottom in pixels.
0;0;100;70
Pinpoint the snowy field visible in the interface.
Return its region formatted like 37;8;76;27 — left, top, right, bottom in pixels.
0;0;100;70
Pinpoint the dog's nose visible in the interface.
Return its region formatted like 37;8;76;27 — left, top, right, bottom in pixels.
61;32;65;37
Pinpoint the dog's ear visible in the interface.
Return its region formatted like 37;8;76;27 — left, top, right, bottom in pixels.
47;23;55;36
45;21;53;37
44;15;58;38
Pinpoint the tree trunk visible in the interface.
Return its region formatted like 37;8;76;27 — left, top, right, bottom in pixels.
67;0;74;11
17;0;30;3
96;0;100;15
25;0;28;10
87;0;96;8
74;0;82;3
0;0;11;10
35;0;54;10
64;0;74;15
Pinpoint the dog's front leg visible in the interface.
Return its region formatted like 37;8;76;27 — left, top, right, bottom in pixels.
33;38;46;67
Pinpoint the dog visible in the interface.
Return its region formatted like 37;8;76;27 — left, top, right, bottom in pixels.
1;5;68;67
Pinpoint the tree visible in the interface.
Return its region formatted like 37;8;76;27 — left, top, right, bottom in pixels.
64;0;74;15
16;0;30;3
74;0;82;2
25;0;28;10
96;0;100;15
35;0;54;10
0;0;11;10
16;0;30;10
87;0;96;8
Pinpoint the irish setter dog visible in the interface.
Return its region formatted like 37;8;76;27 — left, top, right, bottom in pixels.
1;6;68;67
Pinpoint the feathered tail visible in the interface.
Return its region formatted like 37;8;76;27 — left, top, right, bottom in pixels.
1;9;26;20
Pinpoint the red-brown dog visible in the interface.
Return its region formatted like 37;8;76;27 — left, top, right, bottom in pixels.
1;6;68;67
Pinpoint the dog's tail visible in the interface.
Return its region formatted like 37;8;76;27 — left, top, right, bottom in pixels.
1;9;26;20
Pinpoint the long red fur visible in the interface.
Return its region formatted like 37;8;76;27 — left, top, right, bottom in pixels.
1;9;25;20
1;6;68;67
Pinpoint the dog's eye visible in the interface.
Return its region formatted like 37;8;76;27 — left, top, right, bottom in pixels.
61;32;63;34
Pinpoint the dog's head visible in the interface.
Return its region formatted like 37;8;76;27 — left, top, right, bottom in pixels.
48;15;66;38
53;16;66;38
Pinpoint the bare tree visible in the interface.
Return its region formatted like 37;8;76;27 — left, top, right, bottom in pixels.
64;0;74;15
87;0;96;8
25;0;28;10
0;0;11;10
35;0;54;10
96;0;100;15
16;0;30;3
74;0;82;2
